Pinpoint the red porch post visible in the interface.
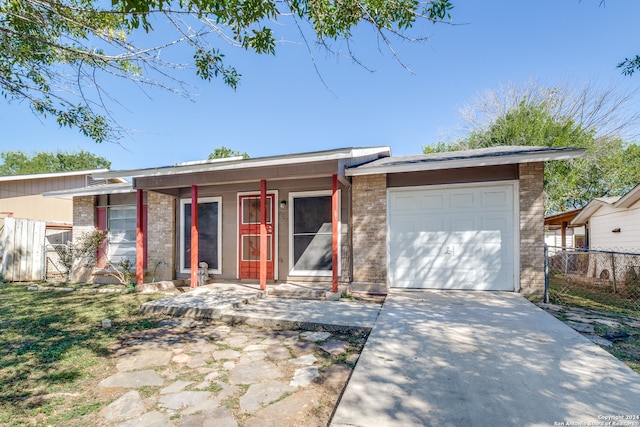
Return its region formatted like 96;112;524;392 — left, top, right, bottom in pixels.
190;185;199;288
332;174;339;293
259;179;267;291
136;189;144;285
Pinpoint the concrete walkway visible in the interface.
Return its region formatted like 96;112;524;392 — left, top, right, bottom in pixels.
331;291;640;427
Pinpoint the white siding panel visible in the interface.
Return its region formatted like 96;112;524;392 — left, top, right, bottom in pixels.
589;201;640;252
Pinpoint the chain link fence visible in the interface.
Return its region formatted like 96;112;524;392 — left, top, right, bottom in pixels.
546;246;640;311
43;243;72;282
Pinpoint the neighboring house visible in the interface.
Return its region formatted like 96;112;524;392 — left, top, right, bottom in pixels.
544;209;585;253
568;184;640;281
0;169;126;281
0;169;116;227
570;184;640;253
47;146;584;299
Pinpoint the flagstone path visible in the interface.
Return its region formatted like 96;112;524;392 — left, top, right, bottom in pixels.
93;318;365;427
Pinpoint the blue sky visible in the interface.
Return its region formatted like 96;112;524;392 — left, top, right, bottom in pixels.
2;0;640;170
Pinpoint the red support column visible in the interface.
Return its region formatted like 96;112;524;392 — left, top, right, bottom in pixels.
190;185;199;288
332;174;339;293
259;179;267;291
136;189;144;285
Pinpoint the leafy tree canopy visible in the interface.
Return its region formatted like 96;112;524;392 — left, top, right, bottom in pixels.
0;0;453;142
208;146;249;159
424;82;640;214
0;150;111;176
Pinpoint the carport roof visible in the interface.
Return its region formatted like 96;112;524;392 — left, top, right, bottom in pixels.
345;146;585;176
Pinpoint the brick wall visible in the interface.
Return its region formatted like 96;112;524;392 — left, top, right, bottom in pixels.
519;162;545;299
351;174;387;285
71;196;96;283
146;191;176;282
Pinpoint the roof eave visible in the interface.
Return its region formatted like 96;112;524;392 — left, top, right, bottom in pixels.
0;168;110;182
570;201;607;225
614;183;640;208
345;148;586;176
92;147;391;180
43;183;134;198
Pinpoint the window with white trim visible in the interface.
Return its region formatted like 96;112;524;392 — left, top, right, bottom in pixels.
289;191;338;276
107;206;136;264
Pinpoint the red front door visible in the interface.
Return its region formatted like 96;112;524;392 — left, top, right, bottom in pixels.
238;194;275;279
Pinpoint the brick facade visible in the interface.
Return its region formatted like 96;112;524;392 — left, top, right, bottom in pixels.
146;191;176;282
518;162;545;299
351;174;388;285
71;196;96;283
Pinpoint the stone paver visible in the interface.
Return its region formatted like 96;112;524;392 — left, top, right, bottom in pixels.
99;370;164;388
116;410;173;427
158;391;212;410
290;366;319;387
239;381;295;412
229;361;283;383
116;350;173;372
160;380;193;395
300;331;331;342
244;389;319;427
91;317;365;427
320;339;350;355
100;391;146;423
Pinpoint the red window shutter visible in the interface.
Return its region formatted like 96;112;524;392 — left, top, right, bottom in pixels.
96;207;108;269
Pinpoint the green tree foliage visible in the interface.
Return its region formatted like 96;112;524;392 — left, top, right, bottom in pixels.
208;146;249;159
0;0;453;142
0;150;111;175
424;83;640;214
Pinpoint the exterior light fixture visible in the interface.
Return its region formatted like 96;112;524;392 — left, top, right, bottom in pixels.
612;228;621;233
280;200;287;209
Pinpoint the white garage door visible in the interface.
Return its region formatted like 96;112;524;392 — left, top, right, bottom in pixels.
388;183;517;291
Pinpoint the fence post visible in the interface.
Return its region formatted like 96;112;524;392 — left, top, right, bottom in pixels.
544;245;549;304
610;252;617;293
41;244;46;282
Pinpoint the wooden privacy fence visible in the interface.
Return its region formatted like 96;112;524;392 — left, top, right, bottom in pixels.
0;217;71;282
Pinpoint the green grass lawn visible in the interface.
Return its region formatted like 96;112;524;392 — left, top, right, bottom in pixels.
0;283;166;426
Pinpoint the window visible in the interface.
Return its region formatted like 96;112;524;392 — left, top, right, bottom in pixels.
108;206;137;264
289;191;339;276
180;197;222;274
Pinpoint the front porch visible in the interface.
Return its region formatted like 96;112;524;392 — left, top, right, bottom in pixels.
139;281;381;333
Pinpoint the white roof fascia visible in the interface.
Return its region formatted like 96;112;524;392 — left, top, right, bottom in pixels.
43;182;134;198
0;168;109;182
614;183;640;209
345;148;585;176
92;147;391;180
570;200;610;225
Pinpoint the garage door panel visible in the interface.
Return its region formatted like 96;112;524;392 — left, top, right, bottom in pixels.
421;194;446;210
450;192;476;208
388;184;516;291
451;217;476;232
482;189;511;207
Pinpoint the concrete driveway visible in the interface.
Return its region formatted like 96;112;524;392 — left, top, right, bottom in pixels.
331;291;640;427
